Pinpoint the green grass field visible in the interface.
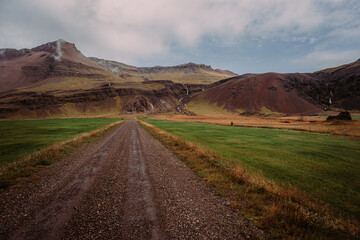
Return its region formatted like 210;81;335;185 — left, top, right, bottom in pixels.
143;119;360;219
0;118;121;166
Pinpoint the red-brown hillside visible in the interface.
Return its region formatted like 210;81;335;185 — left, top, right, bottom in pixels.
197;73;321;115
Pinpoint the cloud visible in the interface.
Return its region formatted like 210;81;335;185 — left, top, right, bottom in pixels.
292;50;360;71
0;0;359;69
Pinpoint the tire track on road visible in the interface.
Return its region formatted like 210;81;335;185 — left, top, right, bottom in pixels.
123;119;161;239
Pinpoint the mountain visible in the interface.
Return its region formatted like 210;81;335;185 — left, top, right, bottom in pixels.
0;40;359;118
185;73;321;115
0;40;109;91
90;57;237;84
185;60;360;115
0;40;231;118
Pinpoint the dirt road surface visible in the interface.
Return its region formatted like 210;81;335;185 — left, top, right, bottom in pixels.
0;119;265;239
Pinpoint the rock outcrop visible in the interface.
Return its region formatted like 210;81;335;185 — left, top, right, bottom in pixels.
326;111;352;121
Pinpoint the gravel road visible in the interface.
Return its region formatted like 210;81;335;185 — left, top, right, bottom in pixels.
0;119;265;239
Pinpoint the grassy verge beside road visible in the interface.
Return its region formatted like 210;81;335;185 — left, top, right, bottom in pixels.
0;118;122;189
141;119;360;239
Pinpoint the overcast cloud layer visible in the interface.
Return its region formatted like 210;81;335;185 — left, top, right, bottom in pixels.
1;0;359;74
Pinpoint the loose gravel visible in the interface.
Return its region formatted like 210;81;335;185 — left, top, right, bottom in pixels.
0;119;266;239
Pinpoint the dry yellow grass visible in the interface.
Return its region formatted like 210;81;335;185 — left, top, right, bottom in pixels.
151;114;360;137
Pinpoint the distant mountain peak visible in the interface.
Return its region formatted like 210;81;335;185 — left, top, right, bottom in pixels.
183;62;207;67
32;39;73;53
0;40;73;61
91;58;237;84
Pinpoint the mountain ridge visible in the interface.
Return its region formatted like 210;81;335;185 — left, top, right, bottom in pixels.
89;57;237;84
0;40;359;118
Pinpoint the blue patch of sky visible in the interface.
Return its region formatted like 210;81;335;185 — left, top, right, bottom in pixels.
137;35;324;75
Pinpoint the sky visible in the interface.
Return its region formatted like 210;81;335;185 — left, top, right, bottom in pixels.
0;0;360;75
